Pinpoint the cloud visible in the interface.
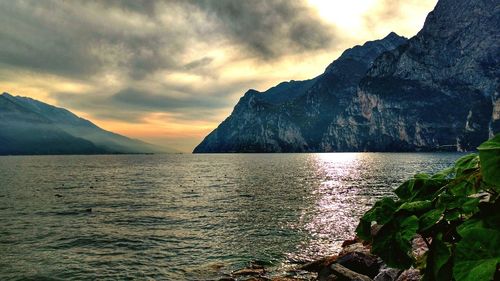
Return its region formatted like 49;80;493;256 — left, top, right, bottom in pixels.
183;57;214;70
0;0;335;80
361;0;438;37
192;0;337;59
0;0;436;151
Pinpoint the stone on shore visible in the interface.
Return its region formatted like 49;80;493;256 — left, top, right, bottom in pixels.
327;264;373;281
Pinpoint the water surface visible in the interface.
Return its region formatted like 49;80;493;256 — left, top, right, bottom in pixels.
0;153;463;280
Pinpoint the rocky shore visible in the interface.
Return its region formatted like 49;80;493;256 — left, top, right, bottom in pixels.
217;230;429;281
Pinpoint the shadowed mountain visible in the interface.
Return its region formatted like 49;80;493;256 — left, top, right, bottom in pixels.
0;93;172;155
194;32;407;152
194;0;499;153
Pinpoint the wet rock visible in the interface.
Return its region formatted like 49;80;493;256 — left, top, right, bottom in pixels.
341;238;360;248
232;267;266;277
336;252;382;278
373;266;401;281
271;277;307;281
411;235;430;260
241;277;270;281
395;268;420;281
339;243;371;256
329;264;373;281
300;256;338;272
321;274;339;281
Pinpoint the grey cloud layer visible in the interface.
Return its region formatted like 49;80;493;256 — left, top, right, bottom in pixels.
192;0;336;59
0;0;336;120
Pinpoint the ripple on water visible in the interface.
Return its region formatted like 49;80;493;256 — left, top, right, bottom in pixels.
0;153;464;280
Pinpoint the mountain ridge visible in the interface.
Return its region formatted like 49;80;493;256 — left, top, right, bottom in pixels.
0;92;173;155
194;0;499;153
194;32;408;153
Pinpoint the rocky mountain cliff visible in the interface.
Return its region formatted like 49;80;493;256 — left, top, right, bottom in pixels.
0;93;169;155
194;0;499;153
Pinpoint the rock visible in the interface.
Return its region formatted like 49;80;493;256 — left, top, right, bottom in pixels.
373;266;401;281
329;264;373;281
241;278;271;281
336;252;382;278
218;277;236;281
300;256;338;272
194;0;499;153
231;267;265;277
411;235;430;260
193;33;407;153
320;274;339;281
341;238;360;248
339;243;371;256
54;194;63;197
396;268;421;281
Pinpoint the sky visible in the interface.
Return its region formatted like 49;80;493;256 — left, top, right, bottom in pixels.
0;0;438;152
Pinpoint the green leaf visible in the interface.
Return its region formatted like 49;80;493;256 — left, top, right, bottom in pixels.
454;153;479;176
436;194;479;214
395;177;450;201
460;197;480;214
372;215;419;269
448;177;480;196
444;209;460;221
423;234;452;281
397;200;433;213
457;211;500;236
453;227;500;281
356;197;399;240
431;167;455;179
419;208;444;232
478;134;500;190
355;219;372;241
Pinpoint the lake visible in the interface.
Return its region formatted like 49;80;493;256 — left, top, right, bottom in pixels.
0;153;464;280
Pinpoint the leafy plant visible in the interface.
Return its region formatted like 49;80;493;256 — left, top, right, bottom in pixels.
356;134;500;281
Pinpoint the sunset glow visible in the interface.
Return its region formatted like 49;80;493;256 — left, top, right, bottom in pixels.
0;0;438;152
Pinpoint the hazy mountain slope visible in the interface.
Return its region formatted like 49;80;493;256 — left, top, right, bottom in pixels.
0;93;169;155
194;33;407;152
195;0;499;153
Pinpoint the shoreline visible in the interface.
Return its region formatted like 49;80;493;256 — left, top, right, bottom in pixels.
217;230;428;281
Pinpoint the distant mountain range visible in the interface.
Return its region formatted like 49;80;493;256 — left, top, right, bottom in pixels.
194;0;499;153
0;93;171;155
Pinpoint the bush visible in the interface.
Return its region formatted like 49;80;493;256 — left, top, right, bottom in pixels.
356;134;500;281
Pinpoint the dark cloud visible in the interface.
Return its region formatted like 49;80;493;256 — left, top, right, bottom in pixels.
112;88;224;111
0;0;338;126
0;0;200;79
193;0;336;59
183;57;214;70
0;0;335;80
51;77;263;122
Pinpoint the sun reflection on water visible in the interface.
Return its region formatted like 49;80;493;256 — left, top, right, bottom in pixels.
290;153;375;261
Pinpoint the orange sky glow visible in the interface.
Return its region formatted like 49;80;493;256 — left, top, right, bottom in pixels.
0;0;437;152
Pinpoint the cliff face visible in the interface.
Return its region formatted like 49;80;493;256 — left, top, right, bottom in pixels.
194;33;407;152
194;0;499;153
321;0;500;152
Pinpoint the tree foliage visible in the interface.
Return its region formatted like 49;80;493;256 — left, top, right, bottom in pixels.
356;134;500;281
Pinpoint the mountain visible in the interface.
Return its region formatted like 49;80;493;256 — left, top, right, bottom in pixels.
194;0;499;153
0;93;170;155
194;33;407;152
